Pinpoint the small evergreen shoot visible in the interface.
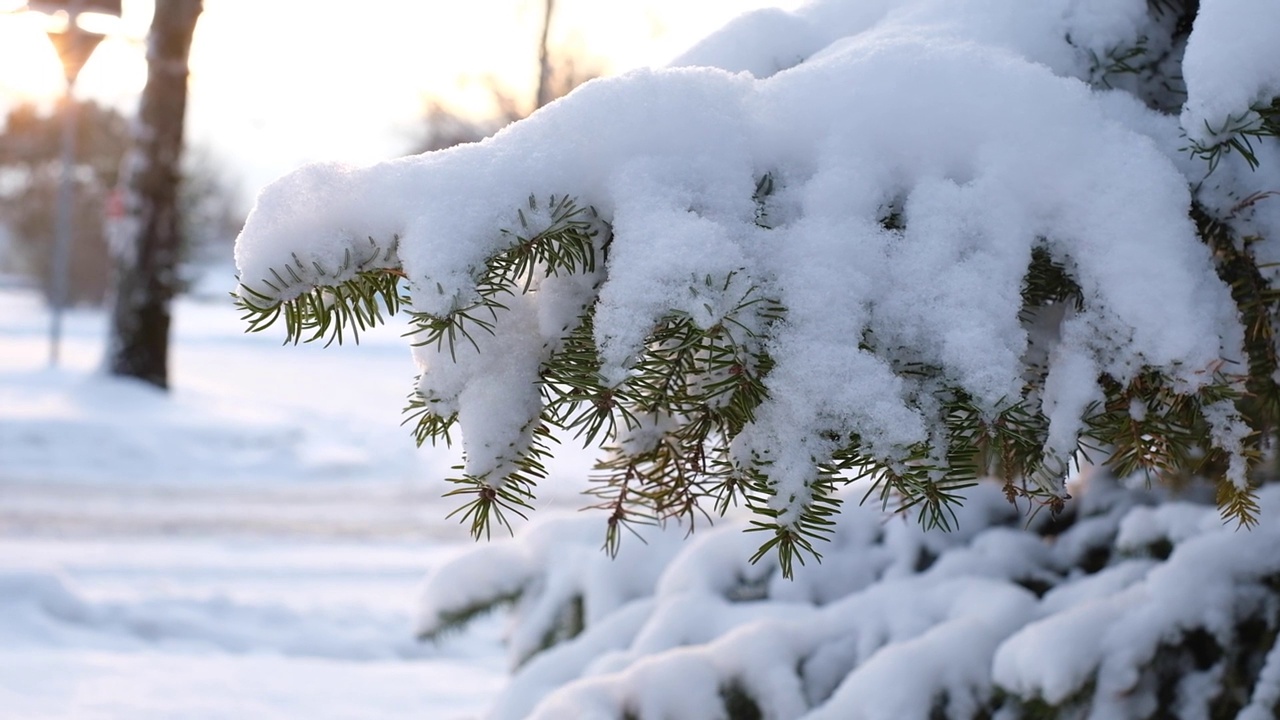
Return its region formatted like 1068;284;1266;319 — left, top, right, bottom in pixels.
235;237;404;346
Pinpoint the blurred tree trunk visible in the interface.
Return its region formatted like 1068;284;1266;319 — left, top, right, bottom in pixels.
106;0;202;389
535;0;556;110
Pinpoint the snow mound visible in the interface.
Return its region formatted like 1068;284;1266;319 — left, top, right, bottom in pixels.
0;567;433;659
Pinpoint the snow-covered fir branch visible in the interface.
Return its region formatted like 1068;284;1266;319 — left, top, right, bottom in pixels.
234;0;1279;575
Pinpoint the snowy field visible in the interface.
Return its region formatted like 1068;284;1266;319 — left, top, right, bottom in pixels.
0;286;592;719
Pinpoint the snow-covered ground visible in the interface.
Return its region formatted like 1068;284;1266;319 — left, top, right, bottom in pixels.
0;287;592;719
0;538;506;719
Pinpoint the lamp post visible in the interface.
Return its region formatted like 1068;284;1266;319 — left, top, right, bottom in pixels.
31;0;120;366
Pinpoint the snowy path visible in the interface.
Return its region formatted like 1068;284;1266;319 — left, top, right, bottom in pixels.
0;289;597;718
0;435;513;719
0;479;462;539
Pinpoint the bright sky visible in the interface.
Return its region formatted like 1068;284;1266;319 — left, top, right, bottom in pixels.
0;0;796;207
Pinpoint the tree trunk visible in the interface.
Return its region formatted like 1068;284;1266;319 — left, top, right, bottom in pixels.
535;0;556;110
106;0;202;389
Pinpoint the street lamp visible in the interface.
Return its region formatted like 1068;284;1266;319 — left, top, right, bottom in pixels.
28;0;121;366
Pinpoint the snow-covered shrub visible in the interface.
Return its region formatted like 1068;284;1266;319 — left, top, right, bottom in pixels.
416;512;688;667
233;0;1280;574
418;480;1280;719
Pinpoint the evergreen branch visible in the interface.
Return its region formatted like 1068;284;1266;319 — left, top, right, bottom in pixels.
402;384;459;448
707;455;751;516
445;477;535;541
234;236;404;346
747;524;817;581
736;455;849;580
1186;97;1280;173
407;294;507;362
1085;40;1150;89
1195;199;1280;435
539;272;780;553
234;184;1275;579
594;300;778;535
443;422;554;540
590;420;722;533
540;310;634;448
1079;370;1255;507
1217;479;1261;529
753;172;778;229
1021;245;1083;317
406;194;610;361
742;468;844;580
842;443;970;531
416;588;524;642
403;195;610;544
594;461;654;559
742;462;820;581
495;194;606;286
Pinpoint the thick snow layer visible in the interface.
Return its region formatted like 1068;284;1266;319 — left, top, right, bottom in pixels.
671;0;1152;84
417;513;689;666
416;479;1280;720
993;495;1280;717
1180;0;1280;143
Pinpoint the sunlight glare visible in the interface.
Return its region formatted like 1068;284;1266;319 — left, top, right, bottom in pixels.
0;12;65;103
75;32;145;102
40;8;67;31
74;11;121;35
0;5;145;111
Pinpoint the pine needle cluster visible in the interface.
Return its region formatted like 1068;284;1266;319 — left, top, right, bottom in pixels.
235;237;403;346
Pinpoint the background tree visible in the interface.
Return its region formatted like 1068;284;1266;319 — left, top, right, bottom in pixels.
410;0;597;153
0;100;128;304
106;0;202;388
0;100;240;305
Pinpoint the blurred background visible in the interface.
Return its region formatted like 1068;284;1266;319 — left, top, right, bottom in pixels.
0;2;792;716
0;0;794;300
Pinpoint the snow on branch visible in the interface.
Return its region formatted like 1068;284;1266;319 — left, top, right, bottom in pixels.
1180;0;1280;162
234;0;1273;573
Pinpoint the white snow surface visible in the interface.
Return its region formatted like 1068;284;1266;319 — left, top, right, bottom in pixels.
235;0;1258;530
409;475;1280;719
993;490;1280;718
0;288;599;719
1180;0;1280;143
